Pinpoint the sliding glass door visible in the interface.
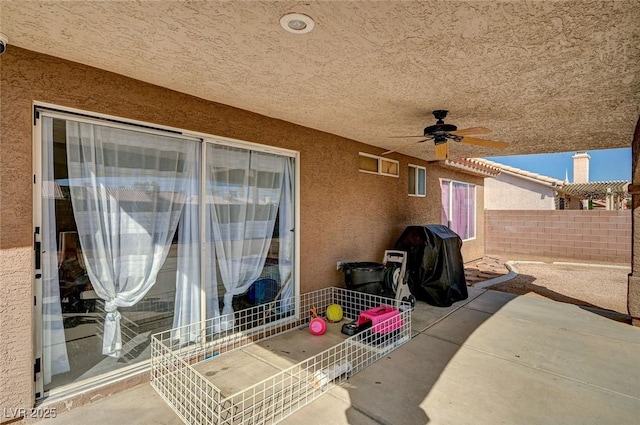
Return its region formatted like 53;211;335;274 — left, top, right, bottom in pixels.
35;109;297;396
203;144;294;331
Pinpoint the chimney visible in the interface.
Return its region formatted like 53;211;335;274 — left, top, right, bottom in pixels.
572;151;590;183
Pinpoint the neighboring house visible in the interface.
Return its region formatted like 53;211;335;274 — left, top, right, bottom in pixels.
482;151;632;265
470;158;563;210
556;151;630;210
557;181;630;210
0;48;489;411
474;154;630;211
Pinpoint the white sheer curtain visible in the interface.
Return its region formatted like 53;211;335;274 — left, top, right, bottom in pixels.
278;158;295;313
441;180;451;227
172;149;201;344
207;145;285;330
66;122;197;357
453;182;470;239
42;117;70;384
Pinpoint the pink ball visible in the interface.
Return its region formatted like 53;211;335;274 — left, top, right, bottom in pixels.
309;317;327;335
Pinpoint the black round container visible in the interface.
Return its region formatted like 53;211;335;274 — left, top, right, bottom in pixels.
342;262;384;294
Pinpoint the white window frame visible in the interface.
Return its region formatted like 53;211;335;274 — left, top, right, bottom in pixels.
32;101;301;400
358;152;399;177
408;164;426;197
441;178;476;241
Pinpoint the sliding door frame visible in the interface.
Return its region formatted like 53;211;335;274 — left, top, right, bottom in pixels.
32;101;301;400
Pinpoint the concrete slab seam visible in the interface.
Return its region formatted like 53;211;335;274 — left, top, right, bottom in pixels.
460;345;640;402
414;290;487;336
237;347;283;371
418;331;467;347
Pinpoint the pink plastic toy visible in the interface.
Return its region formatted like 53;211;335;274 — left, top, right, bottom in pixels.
355;306;403;334
309;307;327;336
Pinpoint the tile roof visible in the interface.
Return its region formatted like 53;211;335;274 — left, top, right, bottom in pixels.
469;157;630;199
440;158;501;177
469;158;564;186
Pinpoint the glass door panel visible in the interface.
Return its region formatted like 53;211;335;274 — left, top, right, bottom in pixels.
204;143;295;331
38;111;296;395
41;115;199;392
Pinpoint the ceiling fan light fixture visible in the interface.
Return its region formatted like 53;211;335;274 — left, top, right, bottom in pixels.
288;19;307;30
383;110;509;157
280;13;315;34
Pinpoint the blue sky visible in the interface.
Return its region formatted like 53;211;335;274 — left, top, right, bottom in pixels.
485;148;631;183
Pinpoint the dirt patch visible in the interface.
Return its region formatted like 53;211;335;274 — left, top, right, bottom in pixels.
488;262;630;315
464;256;509;284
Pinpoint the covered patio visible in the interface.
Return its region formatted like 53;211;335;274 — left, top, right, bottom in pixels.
40;287;640;425
1;1;640;423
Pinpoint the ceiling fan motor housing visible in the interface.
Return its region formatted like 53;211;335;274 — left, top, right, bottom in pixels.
424;109;457;136
424;123;457;136
432;110;449;120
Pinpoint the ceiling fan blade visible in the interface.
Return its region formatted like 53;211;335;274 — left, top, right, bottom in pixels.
388;135;426;139
459;136;509;149
434;143;449;160
451;127;493;136
382;139;429;155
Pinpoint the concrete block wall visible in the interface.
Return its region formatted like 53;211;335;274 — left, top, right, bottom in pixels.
485;210;631;264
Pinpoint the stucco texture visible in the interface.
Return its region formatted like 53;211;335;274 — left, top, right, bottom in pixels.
0;47;485;409
485;173;557;210
2;1;639;161
424;163;485;262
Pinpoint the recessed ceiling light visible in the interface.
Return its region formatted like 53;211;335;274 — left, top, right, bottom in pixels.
280;13;315;34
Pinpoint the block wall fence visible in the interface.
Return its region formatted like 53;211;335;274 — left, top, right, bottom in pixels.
484;210;631;264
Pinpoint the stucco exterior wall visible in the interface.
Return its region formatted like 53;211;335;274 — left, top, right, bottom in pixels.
562;196;586;210
484;172;556;210
0;47;484;410
422;164;486;262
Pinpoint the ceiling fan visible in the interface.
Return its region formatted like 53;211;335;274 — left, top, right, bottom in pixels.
383;110;509;159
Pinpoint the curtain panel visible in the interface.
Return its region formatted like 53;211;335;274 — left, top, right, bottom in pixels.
172;149;201;344
452;182;468;239
206;145;285;331
66;122;198;357
441;180;475;240
42;117;71;383
278;159;295;313
441;180;450;226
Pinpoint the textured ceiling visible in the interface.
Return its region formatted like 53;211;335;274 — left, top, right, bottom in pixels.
2;1;639;160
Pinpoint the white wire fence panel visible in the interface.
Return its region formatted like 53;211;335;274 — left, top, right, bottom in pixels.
151;287;411;425
151;336;220;425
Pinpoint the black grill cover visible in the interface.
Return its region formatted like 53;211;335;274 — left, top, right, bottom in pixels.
394;225;468;307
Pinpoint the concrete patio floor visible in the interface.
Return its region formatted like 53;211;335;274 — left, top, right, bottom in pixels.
39;287;640;425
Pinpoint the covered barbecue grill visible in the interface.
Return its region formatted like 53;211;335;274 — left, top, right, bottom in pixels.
394;225;467;307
